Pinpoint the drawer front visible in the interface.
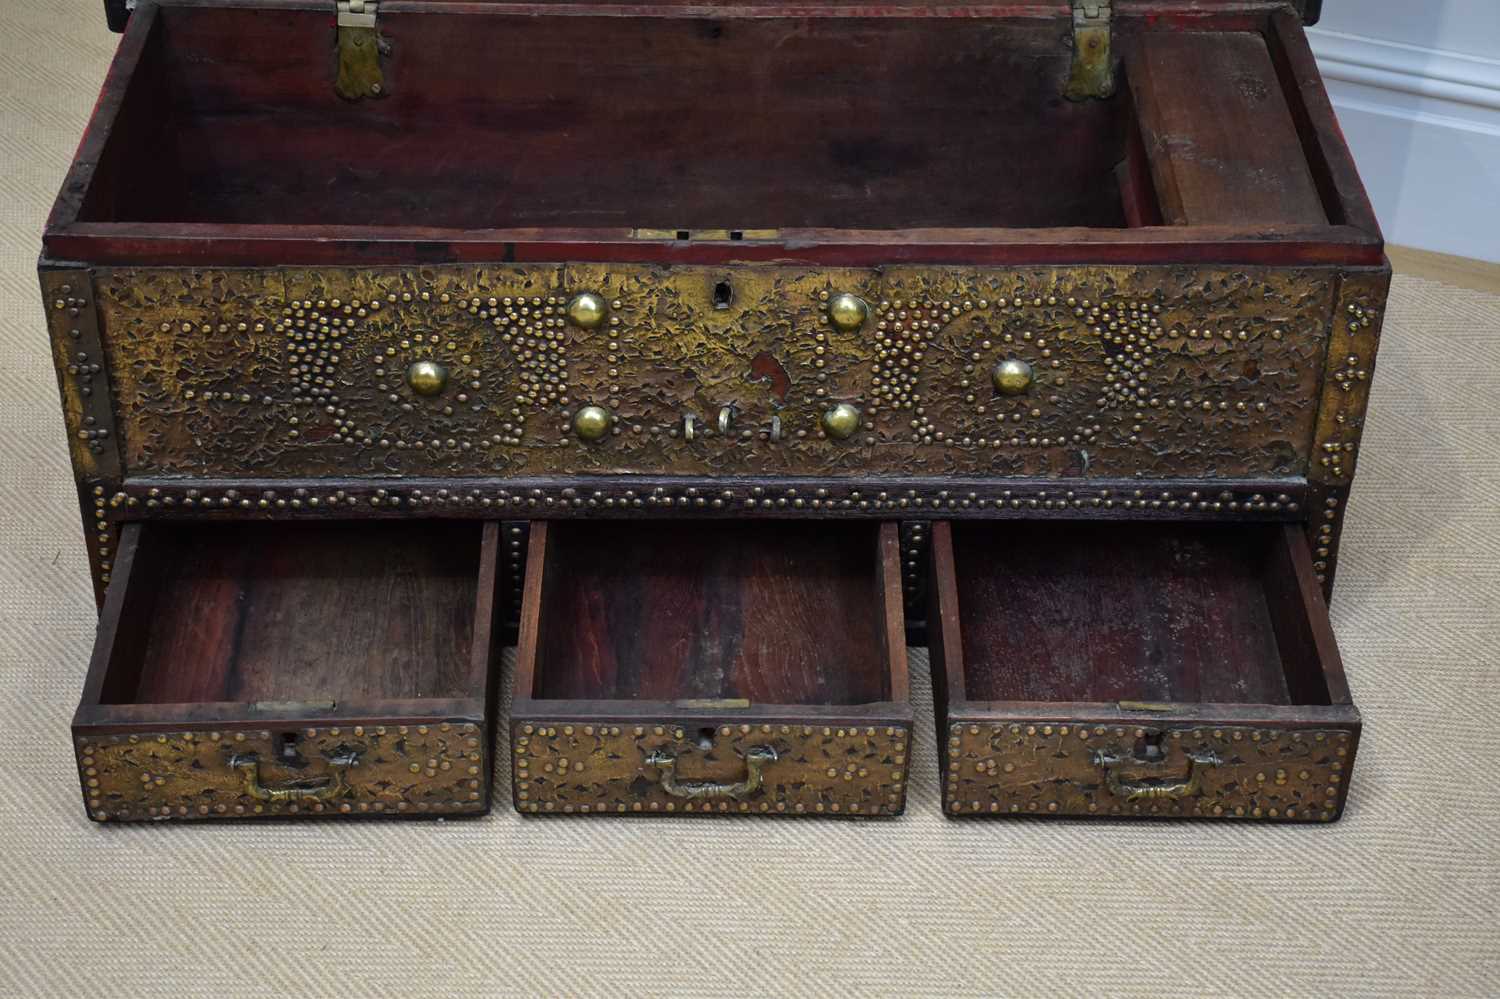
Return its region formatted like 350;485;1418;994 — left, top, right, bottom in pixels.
77;722;488;821
84;263;1338;483
512;720;910;816
944;721;1356;821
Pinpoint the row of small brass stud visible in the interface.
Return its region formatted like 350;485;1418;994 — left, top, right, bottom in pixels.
112;484;1299;516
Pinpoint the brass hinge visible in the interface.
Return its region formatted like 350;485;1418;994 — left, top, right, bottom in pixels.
335;0;387;101
1065;1;1115;102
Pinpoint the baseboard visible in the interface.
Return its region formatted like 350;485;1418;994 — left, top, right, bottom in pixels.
1308;29;1500;264
1388;246;1500;296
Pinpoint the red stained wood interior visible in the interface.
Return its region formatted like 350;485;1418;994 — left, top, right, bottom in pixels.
532;520;893;705
79;6;1143;229
949;522;1333;706
98;521;485;705
51;2;1381;266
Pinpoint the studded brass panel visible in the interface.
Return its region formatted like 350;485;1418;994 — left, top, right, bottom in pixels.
512;720;910;816
944;722;1355;821
43;269;119;479
77;722;488;821
1308;269;1389;590
90;264;1338;481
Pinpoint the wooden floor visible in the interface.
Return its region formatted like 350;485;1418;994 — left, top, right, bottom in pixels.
1389;246;1500;294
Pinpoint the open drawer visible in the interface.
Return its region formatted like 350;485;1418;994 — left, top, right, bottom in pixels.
930;521;1359;821
74;521;501;821
512;521;911;816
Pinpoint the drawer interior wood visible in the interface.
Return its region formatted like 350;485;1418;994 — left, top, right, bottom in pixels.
947;521;1337;708
511;520;911;817
929;520;1360;821
73;520;502;821
522;520;903;708
83;520;498;715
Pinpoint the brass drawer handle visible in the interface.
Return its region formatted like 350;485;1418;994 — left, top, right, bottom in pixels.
1094;749;1221;802
644;746;777;800
232;755;351;804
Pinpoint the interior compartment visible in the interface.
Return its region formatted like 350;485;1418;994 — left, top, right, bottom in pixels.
94;521;489;706
527;520;899;706
80;6;1155;230
1127;31;1325;225
947;521;1335;707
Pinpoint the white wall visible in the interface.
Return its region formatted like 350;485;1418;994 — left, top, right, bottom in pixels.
1309;1;1500;262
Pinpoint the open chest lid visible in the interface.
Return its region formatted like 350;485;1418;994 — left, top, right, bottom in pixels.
102;1;1323;33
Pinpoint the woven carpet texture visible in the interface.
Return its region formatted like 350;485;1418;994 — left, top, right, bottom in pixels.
1;4;1497;996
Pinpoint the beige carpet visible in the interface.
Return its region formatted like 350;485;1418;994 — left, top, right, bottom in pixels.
2;5;1498;997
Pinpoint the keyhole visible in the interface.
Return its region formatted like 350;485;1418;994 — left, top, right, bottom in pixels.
713;280;733;310
696;727;716;752
277;731;300;759
1134;731;1166;762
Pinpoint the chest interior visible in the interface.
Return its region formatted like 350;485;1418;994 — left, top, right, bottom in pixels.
66;3;1343;246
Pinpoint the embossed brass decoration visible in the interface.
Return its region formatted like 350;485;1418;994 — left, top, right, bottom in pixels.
88;263;1338;482
645;745;777;800
945;722;1354;820
822;402;862;440
573;404;612;441
406;359;448;396
513;721;909;816
991;358;1034;395
45;269;122;602
41;270;118;479
566;292;607;329
826;292;869;332
77;722;487;821
1308;269;1388;590
109;478;1306;521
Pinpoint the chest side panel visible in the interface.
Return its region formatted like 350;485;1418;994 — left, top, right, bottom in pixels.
90;264;1335;483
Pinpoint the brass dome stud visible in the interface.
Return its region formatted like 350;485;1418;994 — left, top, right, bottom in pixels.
822;403;862;440
573;405;611;441
827;293;868;332
566;292;608;329
405;360;448;396
992;358;1034;396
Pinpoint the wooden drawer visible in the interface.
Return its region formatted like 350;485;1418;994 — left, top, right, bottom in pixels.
73;521;501;821
512;521;911;816
929;521;1359;821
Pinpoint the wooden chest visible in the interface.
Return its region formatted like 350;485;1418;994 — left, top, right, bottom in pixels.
49;0;1383;822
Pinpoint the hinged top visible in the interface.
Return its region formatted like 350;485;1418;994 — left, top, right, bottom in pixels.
102;0;1322;32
